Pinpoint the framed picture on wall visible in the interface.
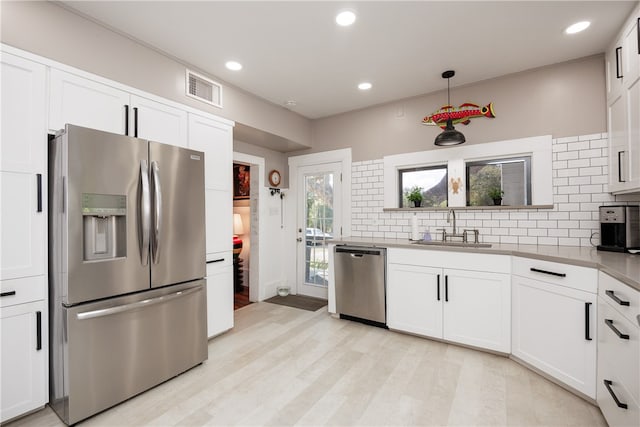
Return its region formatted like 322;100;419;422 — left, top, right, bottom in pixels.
233;163;250;199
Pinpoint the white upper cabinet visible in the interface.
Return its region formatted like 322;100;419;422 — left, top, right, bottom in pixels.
1;53;47;281
607;7;640;194
188;113;234;257
188;113;233;192
49;69;129;135
50;70;190;148
130;95;188;147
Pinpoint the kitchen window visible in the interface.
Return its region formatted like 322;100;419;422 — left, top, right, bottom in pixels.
398;165;448;208
466;156;531;206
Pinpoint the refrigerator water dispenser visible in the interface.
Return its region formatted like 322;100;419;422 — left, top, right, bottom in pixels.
82;193;127;261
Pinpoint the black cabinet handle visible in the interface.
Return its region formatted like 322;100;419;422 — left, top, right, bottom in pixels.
530;267;566;278
206;258;225;264
0;291;16;297
445;275;449;302
606;290;630;306
124;104;129;136
437;274;440;301
637;18;640;54
616;46;623;79
585;302;592;341
618;151;626;182
36;311;42;351
604;379;628;409
133;107;138;137
605;319;630;340
36;173;42;212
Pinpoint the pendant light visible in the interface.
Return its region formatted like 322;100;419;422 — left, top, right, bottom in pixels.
434;70;466;146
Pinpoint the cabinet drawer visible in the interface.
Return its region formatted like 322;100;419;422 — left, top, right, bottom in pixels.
206;251;232;275
388;248;510;274
512;257;597;293
599;297;640;404
598;364;640;427
599;271;640;326
0;276;45;308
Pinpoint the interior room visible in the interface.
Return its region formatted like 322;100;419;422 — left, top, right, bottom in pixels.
1;1;640;426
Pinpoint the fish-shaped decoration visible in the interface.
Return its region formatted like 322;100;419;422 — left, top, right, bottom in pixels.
422;103;495;129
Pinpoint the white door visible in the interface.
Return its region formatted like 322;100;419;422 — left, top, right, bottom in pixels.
443;269;511;353
512;275;597;398
387;263;443;338
296;163;342;299
0;53;47;281
130;95;188;147
0;300;47;422
49;68;129;134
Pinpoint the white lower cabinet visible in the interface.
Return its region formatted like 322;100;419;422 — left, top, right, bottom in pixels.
387;249;511;353
387;264;443;338
597;272;640;427
205;253;233;338
512;258;597;399
0;300;47;422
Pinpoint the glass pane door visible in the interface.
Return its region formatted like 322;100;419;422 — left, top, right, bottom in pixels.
296;163;341;299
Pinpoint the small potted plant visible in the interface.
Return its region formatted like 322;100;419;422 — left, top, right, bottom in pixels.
407;186;424;208
488;187;504;205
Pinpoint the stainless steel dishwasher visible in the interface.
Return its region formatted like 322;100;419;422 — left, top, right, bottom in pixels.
334;246;387;327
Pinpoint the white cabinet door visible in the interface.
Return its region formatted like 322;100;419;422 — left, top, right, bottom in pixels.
443;269;511;353
607;37;625;103
130;95;188;147
609;92;628;192
49;69;129;134
0;53;47;281
188;113;233;192
0;301;47;423
387;264;443;338
512;275;597;398
206;256;233;338
626;73;640;186
205;189;232;256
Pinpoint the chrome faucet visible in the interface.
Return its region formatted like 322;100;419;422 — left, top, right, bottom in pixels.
447;209;457;236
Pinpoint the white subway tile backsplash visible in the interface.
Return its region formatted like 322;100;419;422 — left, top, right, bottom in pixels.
349;133;633;248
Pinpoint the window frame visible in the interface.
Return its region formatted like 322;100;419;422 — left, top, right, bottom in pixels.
465;156;532;206
398;164;449;208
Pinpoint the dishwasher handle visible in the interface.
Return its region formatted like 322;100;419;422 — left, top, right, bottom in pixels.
335;246;383;256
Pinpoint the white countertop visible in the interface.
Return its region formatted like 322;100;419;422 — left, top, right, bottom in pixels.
329;237;640;291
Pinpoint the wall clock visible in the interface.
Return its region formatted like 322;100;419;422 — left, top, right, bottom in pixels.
268;169;281;187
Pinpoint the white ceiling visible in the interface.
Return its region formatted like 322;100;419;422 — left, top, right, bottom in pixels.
60;1;637;120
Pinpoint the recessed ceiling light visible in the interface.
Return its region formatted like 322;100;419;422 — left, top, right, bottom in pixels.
336;10;356;26
225;61;242;71
284;100;297;107
358;82;372;90
565;21;590;34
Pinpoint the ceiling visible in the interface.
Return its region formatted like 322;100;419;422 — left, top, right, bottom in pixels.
59;1;636;120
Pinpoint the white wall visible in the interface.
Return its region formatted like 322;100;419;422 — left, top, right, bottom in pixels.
351;132;640;247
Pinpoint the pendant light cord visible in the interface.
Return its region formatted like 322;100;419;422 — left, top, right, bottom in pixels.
447;77;450;106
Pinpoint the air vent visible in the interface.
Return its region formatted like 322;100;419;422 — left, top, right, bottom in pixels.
186;70;222;108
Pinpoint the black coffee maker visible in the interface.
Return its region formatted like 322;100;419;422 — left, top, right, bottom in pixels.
597;205;640;253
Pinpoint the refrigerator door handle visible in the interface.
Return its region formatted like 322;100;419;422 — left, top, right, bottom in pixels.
76;285;202;320
151;161;162;264
139;160;151;266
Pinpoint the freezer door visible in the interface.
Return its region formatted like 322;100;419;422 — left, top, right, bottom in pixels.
60;125;150;304
149;141;206;287
50;280;207;425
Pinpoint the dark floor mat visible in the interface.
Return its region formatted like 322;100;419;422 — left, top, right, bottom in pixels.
264;294;328;312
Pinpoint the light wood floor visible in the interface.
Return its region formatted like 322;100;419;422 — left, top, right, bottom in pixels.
9;302;607;426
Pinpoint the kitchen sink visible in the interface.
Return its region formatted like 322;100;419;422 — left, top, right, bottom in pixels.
411;240;492;248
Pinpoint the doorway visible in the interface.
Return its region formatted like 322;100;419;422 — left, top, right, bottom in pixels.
295;162;342;299
232;152;266;307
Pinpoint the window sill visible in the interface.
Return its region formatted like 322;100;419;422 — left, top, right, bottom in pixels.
383;204;555;212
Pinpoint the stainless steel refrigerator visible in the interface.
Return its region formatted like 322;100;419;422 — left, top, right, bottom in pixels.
48;124;208;425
